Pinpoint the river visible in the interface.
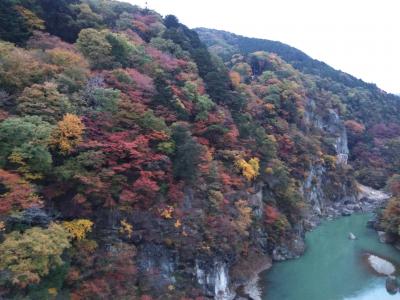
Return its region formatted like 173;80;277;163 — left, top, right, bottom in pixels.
262;214;400;300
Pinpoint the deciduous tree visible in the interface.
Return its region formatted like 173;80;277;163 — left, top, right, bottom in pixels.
0;223;70;288
51;113;85;154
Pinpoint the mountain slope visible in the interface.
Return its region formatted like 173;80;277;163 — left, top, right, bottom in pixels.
196;27;378;90
0;1;399;299
196;27;400;189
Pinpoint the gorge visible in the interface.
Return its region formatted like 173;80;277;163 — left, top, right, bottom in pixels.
1;1;400;299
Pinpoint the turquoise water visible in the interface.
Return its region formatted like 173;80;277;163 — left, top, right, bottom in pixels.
262;214;400;300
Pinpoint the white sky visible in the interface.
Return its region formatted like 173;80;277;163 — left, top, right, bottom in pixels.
126;0;399;94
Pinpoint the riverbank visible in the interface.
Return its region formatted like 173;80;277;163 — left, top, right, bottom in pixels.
262;213;400;300
256;184;393;300
222;184;391;300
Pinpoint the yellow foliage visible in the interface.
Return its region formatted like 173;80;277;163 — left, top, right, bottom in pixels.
265;167;273;175
15;6;45;30
119;219;133;238
168;285;175;291
160;206;174;219
174;219;182;228
46;48;89;70
229;71;241;87
62;219;93;240
174;97;186;109
235;157;260;181
248;157;260;174
234;200;252;234
0;221;5;231
323;155;337;169
0;223;70;287
48;288;57;297
208;189;224;210
8;151;43;180
267;134;277;143
51;114;85;154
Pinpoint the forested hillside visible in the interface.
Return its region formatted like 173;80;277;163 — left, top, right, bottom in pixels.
196;28;400;189
0;1;399;299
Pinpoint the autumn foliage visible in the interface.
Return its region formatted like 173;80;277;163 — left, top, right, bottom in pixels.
1;1;399;299
51;113;85;154
235;157;260;181
0;169;42;214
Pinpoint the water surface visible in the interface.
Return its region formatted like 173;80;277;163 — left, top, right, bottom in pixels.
262;214;400;300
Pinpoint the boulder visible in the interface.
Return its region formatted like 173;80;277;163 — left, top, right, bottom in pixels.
341;209;352;216
377;231;394;244
348;232;357;240
366;254;396;275
386;275;399;294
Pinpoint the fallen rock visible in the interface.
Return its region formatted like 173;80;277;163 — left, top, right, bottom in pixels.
272;248;286;261
377;231;387;243
271;237;306;261
377;231;395;244
357;184;391;202
348;232;357;240
386;275;399;294
366;254;396;275
341;209;352;216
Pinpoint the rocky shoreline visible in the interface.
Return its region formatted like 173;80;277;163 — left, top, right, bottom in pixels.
239;184;391;300
303;183;390;230
200;184;390;300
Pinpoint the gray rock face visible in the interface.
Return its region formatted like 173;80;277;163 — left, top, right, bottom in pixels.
272;237;306;261
195;260;235;300
130;100;391;299
301;102;360;221
357;184;391;209
301;164;326;216
136;244;177;293
341;209;352;216
249;185;264;219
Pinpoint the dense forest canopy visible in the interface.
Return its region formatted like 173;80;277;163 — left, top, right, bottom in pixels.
0;1;399;299
196;27;400;188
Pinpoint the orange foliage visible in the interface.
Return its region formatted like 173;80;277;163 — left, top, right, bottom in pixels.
264;205;280;225
198;147;213;174
0;169;42;214
345;120;365;135
46;48;89;70
265;103;275;112
160;206;174;219
229;71;241;87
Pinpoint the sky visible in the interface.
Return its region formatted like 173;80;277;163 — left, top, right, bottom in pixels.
125;0;399;94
